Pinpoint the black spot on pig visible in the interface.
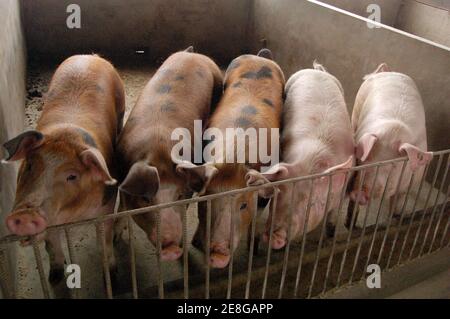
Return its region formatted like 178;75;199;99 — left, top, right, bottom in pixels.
95;84;105;93
235;117;252;128
241;66;273;80
160;101;176;112
227;60;241;72
262;98;274;107
76;128;97;148
196;70;205;78
232;82;242;88
156;84;172;94
242;105;258;115
175;75;185;81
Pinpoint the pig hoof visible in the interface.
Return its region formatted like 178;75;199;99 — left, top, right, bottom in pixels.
48;267;65;285
210;253;231;269
161;245;182;261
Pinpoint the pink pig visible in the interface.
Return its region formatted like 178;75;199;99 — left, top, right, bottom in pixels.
349;63;433;215
247;62;354;249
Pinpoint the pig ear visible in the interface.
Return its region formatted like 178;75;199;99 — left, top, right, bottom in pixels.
2;130;44;162
176;162;218;195
119;162;160;199
245;163;291;198
80;148;116;185
320;156;354;192
356;133;377;162
398;143;433;171
257;48;273;60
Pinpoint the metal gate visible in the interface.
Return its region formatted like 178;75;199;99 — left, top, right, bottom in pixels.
0;149;449;299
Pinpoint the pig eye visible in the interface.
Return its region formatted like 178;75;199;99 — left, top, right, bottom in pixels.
66;174;78;182
240;202;248;210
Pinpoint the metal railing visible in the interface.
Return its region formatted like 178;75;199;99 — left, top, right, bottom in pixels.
0;149;449;299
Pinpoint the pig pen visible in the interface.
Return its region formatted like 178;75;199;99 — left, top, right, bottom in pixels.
0;0;449;299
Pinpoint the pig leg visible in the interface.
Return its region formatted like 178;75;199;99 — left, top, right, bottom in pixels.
45;231;66;285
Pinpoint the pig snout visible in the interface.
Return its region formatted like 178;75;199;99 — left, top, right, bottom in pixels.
210;242;231;269
149;209;183;261
263;228;287;250
350;190;369;205
6;210;47;236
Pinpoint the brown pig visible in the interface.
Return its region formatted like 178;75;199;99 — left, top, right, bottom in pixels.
177;49;285;268
116;47;223;261
2;55;125;284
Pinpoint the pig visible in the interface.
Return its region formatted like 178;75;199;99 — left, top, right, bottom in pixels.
2;55;125;284
177;49;285;268
349;63;433;218
246;62;354;250
116;46;223;261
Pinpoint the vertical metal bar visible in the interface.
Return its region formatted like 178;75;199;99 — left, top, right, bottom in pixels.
226;196;236;299
0;245;13;298
96;222;113;299
205;199;212;299
307;176;333;299
64;227;80;299
155;209;164;299
376;160;408;265
182;204;189;299
127;216;138;299
361;164;395;280
396;164;430;265
419;156;450;256
322;171;351;294
293;179;315;297
428;186;450;254
385;170;416;269
31;236;50;299
336;170;366;287
348;166;380;284
408;154;444;261
278;182;296;298
261;190;279;299
439;213;450;248
245;191;259;299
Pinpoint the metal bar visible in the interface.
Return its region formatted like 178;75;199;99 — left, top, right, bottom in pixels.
385;170;416;268
261;190;279;299
183;204;189;299
419;156;450;256
408;154;444;260
376;160;408;265
95;222;113;299
361;164;395;280
3;151;450;245
0;245;13;298
127;216;138;299
31;236;50;299
307;176;333;298
293;179;315;297
205;199;212;299
349;166;380;284
336;170;367;287
155;210;164;299
396;164;430;265
278;182;296;298
439;212;450;248
64;227;80;299
226;196;237;299
428;186;450;254
245;191;259;299
322;171;351;294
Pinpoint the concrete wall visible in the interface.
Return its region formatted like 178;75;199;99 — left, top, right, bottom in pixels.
0;0;26;298
21;0;251;65
318;0;403;26
395;0;450;47
250;0;450;152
